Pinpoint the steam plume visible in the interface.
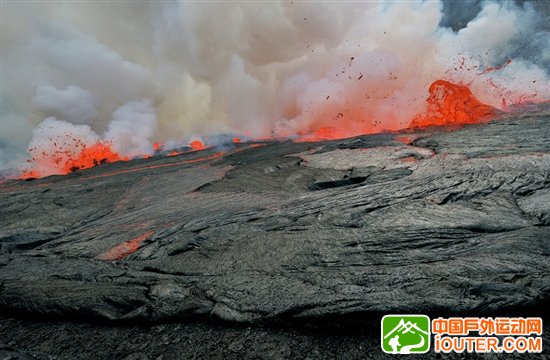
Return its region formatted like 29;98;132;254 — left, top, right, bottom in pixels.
1;0;548;177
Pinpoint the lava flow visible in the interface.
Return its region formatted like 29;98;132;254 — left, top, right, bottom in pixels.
96;230;154;261
409;80;498;128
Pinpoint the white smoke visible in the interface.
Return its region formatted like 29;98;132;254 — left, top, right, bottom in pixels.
1;0;548;176
437;0;550;107
105;100;157;158
32;85;98;124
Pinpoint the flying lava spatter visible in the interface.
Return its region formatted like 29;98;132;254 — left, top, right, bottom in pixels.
19;138;209;179
63;142;126;173
16;77;539;180
20;140;125;179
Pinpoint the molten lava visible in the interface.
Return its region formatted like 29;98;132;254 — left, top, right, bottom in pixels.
20;136;216;179
394;136;414;145
409;80;498;128
167;150;183;156
97;231;154;261
314;127;347;140
15;79;510;181
190;140;205;151
295;79;498;142
20;141;126;179
19;170;40;180
296;127;348;142
63;142;126;173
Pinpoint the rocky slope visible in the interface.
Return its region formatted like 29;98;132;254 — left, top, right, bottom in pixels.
1;110;549;358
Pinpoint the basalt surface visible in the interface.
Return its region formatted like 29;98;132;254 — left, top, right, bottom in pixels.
0;110;549;359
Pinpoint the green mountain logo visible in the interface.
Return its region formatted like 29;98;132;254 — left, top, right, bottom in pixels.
381;315;430;354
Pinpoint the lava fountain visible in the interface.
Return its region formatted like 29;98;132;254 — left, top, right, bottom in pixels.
20;140;126;180
409;80;499;128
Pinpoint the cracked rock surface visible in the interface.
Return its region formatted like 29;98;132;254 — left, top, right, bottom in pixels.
1;110;549;358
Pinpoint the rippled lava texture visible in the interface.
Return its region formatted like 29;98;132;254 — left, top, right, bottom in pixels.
1;109;549;359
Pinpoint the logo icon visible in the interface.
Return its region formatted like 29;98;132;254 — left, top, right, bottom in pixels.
381;315;430;354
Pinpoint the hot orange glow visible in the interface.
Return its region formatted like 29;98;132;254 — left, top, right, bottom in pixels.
167;150;183;156
20;140;126;179
63;142;126;173
409;80;497;128
249;143;266;148
97;230;154;261
296;127;347;142
314;126;347;140
394;136;413;145
16;74;542;181
190;140;205;151
19;170;40;180
4;150;239;192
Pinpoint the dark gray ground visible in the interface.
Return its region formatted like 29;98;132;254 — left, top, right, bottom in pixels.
1;110;549;359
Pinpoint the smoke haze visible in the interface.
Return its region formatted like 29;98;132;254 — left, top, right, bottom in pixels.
1;0;549;177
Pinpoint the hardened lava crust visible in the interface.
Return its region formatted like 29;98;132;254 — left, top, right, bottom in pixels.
1;110;549;359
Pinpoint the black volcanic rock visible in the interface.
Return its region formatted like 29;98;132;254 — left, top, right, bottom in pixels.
0;111;549;358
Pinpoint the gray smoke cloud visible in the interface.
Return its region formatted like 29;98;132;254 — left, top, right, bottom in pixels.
1;0;548;177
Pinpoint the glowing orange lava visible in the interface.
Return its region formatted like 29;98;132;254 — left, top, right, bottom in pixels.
63;142;126;173
97;230;154;261
4;150;230;192
394;136;414;145
20;141;126;179
314;126;347;140
19;170;40;180
296;127;348;142
15;77;531;181
409;80;498;128
190;140;205;151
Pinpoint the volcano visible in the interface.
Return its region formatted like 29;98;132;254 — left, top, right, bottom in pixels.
1;107;549;359
3;0;550;357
